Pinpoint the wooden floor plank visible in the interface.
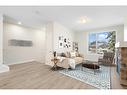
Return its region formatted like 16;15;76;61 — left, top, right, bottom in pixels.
0;62;126;89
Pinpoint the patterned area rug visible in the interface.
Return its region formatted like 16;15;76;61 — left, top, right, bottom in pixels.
59;65;111;89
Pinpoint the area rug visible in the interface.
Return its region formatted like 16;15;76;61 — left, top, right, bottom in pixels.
59;65;111;89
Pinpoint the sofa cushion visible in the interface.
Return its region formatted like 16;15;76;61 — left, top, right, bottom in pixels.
57;53;67;57
61;53;66;57
65;52;70;58
74;57;83;64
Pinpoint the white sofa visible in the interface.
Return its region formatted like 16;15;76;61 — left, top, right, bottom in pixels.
57;52;84;69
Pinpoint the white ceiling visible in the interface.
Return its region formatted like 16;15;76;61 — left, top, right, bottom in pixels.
0;6;127;31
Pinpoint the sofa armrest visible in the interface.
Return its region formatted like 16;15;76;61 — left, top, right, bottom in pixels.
57;58;70;68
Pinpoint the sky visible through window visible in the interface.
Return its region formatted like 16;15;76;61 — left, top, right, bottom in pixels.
89;33;96;43
89;32;108;43
97;32;108;42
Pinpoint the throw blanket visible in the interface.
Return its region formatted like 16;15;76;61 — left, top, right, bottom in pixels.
68;59;76;69
57;56;76;69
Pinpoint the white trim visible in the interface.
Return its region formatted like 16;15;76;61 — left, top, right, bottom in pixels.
6;59;36;66
45;62;53;66
87;30;117;55
0;64;9;73
115;41;127;47
0;14;3;64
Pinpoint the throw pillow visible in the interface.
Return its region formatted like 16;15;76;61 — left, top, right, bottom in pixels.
65;52;70;58
70;52;76;58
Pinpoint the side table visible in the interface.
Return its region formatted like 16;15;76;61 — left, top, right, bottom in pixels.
51;58;60;71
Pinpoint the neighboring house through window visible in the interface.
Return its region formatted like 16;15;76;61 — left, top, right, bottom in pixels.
88;31;116;54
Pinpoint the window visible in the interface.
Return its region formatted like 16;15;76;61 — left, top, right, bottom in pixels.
88;31;116;54
89;33;96;53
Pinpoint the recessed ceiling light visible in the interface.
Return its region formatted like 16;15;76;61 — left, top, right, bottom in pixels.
18;21;22;25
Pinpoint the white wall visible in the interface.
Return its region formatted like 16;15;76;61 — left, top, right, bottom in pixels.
75;25;124;61
45;22;54;66
0;14;3;64
0;14;9;73
124;18;127;42
3;23;46;65
45;22;74;65
53;22;74;53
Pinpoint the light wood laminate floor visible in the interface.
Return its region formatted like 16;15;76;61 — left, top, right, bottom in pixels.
0;62;126;89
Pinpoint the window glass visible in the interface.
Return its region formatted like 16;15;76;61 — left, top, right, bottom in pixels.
88;33;96;53
88;31;116;54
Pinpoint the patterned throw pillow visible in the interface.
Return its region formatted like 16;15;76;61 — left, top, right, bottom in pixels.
70;52;76;58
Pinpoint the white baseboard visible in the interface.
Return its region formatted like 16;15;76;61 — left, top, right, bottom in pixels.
6;59;36;66
45;62;53;66
0;59;45;73
0;64;9;73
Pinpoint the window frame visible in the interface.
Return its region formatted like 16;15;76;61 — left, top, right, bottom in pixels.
87;30;116;55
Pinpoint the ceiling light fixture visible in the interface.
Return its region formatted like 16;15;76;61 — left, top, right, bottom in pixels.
80;17;87;24
18;21;22;25
77;16;90;24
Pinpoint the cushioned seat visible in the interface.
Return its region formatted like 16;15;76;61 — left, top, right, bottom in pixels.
74;57;84;64
57;52;84;69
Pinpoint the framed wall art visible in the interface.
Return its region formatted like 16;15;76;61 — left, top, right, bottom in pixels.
9;39;33;47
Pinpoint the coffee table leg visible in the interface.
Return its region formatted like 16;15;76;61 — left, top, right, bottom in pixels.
81;63;83;71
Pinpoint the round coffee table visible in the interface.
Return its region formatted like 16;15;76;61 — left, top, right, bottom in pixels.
82;63;100;69
82;61;100;74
